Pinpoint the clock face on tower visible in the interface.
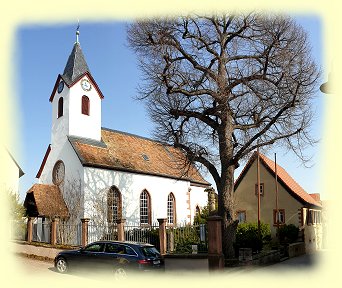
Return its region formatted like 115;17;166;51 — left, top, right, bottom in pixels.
81;79;92;91
58;81;64;93
52;160;65;185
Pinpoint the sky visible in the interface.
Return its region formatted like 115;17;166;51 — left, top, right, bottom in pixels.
15;15;325;202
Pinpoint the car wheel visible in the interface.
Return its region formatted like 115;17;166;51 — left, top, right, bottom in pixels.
114;267;127;280
56;257;68;273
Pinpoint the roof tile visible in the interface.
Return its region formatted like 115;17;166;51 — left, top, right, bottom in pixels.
24;184;69;218
69;128;209;186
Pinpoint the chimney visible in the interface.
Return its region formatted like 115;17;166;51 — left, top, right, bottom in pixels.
309;193;321;204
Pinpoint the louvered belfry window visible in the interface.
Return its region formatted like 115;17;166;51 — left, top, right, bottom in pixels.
140;190;151;225
58;97;64;118
82;95;90;115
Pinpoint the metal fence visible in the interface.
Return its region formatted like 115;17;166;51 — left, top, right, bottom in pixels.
57;223;81;246
88;223;118;243
166;223;207;254
32;222;51;243
124;222;160;250
14;218;207;255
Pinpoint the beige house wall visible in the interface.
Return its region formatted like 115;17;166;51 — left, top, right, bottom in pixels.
234;161;303;236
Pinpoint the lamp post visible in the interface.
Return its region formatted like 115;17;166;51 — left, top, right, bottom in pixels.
257;148;261;241
274;153;280;239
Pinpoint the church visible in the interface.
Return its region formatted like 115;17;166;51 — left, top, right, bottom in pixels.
24;29;210;231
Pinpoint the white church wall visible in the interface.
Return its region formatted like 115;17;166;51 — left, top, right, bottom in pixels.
38;140;85;218
51;76;101;144
189;185;209;223
83;167;208;225
68;77;102;141
51;83;70;147
39;140;82;184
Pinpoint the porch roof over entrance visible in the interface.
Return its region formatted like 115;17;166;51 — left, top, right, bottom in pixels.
24;184;69;218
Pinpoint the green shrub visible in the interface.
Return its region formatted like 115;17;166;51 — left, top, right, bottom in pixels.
169;225;203;253
175;227;199;253
193;205;209;224
278;224;299;244
234;222;271;254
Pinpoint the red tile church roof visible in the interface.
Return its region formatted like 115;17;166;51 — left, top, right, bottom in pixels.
68;128;210;186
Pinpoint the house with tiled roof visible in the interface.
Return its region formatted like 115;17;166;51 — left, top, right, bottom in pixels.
234;151;323;251
24;29;209;239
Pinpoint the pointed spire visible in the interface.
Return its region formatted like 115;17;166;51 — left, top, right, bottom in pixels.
61;22;90;85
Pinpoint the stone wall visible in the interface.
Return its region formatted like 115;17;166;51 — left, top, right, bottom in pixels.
288;242;305;258
11;241;73;260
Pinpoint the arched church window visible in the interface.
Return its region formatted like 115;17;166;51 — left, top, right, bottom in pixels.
140;190;151;225
107;186;122;224
167;193;176;225
58;97;64;118
81;95;90;115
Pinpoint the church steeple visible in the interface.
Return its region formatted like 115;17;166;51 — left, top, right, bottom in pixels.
60;24;91;85
62;42;90;85
49;26;103;144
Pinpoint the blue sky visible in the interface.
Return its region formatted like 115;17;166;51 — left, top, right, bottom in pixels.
16;16;325;201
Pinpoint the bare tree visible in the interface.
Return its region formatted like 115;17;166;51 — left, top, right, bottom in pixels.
127;12;320;258
87;187;119;241
58;178;84;245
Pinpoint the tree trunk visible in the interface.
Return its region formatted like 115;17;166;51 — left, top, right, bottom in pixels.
217;164;239;259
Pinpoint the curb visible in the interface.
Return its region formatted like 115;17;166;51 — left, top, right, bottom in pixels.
15;252;54;263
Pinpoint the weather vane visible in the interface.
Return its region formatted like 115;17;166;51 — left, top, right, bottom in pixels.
76;19;80;43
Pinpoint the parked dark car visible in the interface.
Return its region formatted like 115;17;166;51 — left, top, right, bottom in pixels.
54;241;164;278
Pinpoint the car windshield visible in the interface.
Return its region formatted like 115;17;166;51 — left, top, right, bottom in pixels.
141;246;160;257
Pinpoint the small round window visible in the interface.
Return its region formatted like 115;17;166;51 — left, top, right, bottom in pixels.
52;160;65;185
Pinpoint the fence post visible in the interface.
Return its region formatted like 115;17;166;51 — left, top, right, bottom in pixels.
207;215;224;271
81;218;90;247
50;217;59;245
27;217;34;243
117;218;126;241
157;218;167;255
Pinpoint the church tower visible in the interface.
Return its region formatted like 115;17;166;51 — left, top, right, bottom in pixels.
49;27;104;148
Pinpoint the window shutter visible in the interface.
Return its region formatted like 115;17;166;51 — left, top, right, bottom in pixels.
82;96;90;115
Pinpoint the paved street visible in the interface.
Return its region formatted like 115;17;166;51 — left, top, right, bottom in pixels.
13;251;325;281
224;251;325;277
263;253;320;270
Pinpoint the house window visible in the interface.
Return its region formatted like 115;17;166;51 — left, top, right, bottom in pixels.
82;95;90;115
255;183;264;196
316;211;322;224
58;97;64;118
140;190;151;225
273;209;285;225
237;210;246;223
307;209;321;225
167;193;176;225
107;186;122;224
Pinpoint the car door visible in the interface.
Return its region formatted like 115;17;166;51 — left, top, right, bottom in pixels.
103;243;137;269
102;243;121;268
77;242;105;270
